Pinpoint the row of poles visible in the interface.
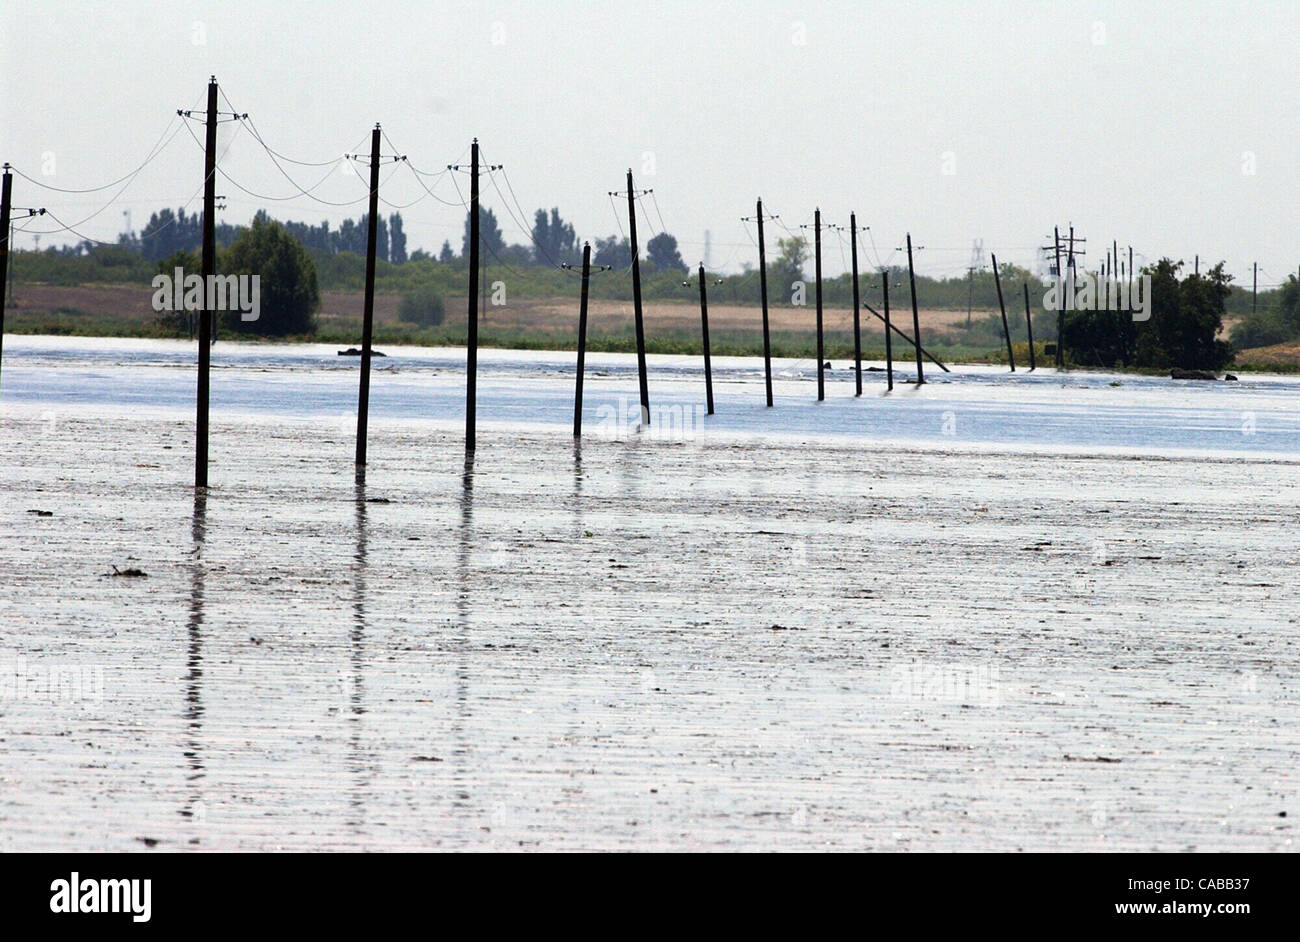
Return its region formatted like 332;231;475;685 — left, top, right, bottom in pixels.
568;195;1049;436
0;77;1038;489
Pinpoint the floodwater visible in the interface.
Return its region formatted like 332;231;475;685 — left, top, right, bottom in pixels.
0;336;1297;851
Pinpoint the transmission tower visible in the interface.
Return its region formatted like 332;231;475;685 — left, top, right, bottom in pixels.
966;238;984;327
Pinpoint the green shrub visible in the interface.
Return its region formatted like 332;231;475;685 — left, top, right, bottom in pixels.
399;285;446;327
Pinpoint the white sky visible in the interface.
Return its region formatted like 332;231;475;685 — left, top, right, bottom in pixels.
3;1;1296;287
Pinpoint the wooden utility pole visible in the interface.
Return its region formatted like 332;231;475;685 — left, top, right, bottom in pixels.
355;125;381;465
697;264;715;415
755;199;773;407
465;140;480;450
1253;262;1258;315
573;242;591;437
991;253;1014;372
1053;226;1064;368
814;209;825;401
195;76;218;489
0;168;11;392
850;213;862;396
1023;282;1036;371
882;269;894;391
626;170;650;424
906;233;923;384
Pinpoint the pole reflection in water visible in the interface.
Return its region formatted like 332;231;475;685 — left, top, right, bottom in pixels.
182;492;207;838
452;452;474;834
572;440;584;539
347;467;371;832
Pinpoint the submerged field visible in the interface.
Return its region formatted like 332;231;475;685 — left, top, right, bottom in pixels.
0;337;1297;850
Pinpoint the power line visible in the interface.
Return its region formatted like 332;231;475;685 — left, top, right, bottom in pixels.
7;118;185;194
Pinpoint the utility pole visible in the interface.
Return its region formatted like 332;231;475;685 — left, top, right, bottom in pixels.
0;169;10;390
1023;282;1036;371
573;242;592;437
850;213;863;396
446;143;499;450
1042;226;1083;368
626;171;650;424
465;140;480;450
905;233;924;384
813;210;825;400
1253;262;1258;315
743;199;776;406
992;253;1014;371
195;76;218;489
965;238;983;328
881;268;894;391
5;216;13;305
696;264;715;415
1053;226;1063;368
355;125;381;466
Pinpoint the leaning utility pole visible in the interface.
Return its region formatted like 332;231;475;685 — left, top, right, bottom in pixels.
991;253;1014;372
195;76;218;489
573;242;592;437
696;264;715;415
355;125;382;466
1023;282;1036;371
625;171;650;424
850;213;863;396
905;233;924;385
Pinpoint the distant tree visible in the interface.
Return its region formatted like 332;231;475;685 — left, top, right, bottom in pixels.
646;232;687;273
439;240;456;264
139;208;202;261
1232;275;1300;349
771;235;809;298
218;216;320;336
1134;259;1234;370
462;207;505;259
389;212;407;264
1064;258;1234;370
337;218;361;256
530;207;578;266
593;235;631;270
153;249;201;335
352;214;389;262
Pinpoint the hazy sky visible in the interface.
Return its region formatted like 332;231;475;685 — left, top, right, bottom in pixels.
3;1;1296;287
